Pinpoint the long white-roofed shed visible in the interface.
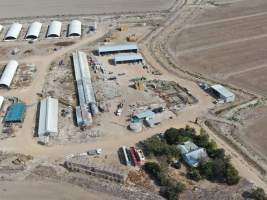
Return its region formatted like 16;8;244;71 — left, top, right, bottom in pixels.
114;53;143;65
38;97;58;137
68;20;82;37
98;43;138;55
210;84;235;103
0;25;3;33
4;23;22;40
47;21;62;38
26;21;42;40
0;60;19;88
0;96;4;110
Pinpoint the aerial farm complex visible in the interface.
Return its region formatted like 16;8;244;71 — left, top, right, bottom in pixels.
0;0;267;199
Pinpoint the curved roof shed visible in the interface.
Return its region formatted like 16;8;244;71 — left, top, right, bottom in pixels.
0;60;19;88
68;20;82;37
47;21;62;38
0;25;3;33
26;22;42;40
5;23;22;40
0;96;4;110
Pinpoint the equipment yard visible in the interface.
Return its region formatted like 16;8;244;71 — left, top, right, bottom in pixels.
0;0;267;199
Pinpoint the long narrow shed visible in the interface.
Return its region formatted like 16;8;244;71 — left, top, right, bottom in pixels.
4;23;22;40
98;43;138;55
38;97;58;137
47;21;62;38
0;60;19;88
26;21;42;40
114;53;143;65
0;96;4;110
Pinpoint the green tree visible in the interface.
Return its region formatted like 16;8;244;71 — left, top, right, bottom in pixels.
144;162;161;178
187;168;202;182
250;188;267;200
226;164;240;185
163;182;185;200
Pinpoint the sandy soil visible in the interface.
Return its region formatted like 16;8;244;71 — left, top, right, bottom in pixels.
0;181;121;200
0;0;175;19
169;0;267;96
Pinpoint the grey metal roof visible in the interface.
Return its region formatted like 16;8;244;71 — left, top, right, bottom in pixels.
98;43;138;53
211;84;235;98
114;53;143;63
38;97;58;137
134;110;155;119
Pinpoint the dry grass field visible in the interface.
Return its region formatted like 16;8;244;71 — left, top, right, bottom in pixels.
169;0;267;96
0;0;175;18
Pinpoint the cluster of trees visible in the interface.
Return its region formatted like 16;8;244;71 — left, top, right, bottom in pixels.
164;126;240;185
144;162;185;200
245;188;267;200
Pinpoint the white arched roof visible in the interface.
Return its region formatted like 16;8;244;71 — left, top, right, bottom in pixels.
0;25;3;33
0;96;4;110
68;20;81;37
26;21;42;40
47;21;62;38
4;23;22;40
0;60;19;88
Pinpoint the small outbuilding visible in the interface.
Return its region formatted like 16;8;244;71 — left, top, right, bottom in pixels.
114;53;143;65
133;110;155;121
0;60;19;88
210;84;235;103
38;97;58;137
4;103;26;123
47;21;62;38
26;21;42;40
68;20;82;37
98;43;138;55
4;23;22;41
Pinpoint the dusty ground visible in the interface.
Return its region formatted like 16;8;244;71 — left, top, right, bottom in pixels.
0;0;175;19
169;0;267;96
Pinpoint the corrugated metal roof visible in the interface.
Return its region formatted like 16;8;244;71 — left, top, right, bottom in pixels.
68;20;81;37
47;21;62;37
178;141;198;154
134;110;155;119
0;96;4;109
4;103;26;123
184;148;208;167
38;97;58;137
0;60;19;88
26;21;42;39
98;43;138;53
114;53;143;63
211;84;234;98
5;23;22;40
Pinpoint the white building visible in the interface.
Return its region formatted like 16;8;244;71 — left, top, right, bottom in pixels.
47;21;62;38
4;23;22;40
0;96;4;110
26;21;42;40
38;97;58;137
0;60;19;88
210;84;235;103
0;24;3;33
68;20;82;37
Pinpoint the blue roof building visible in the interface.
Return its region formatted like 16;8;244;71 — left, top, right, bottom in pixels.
4;103;26;123
178;141;208;167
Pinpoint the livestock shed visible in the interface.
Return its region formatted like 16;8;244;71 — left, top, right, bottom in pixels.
210;84;235;103
98;43;138;55
68;20;82;37
4;23;22;40
4;103;26;123
0;25;3;33
0;96;4;110
0;60;19;88
72;51;98;128
38;97;58;137
114;53;143;65
47;21;62;38
26;21;42;40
